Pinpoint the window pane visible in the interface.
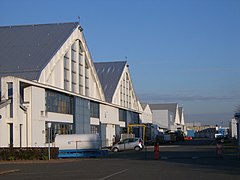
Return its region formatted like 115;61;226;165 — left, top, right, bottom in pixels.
46;90;73;114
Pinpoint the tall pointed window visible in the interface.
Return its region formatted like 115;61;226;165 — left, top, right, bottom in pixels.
79;41;84;95
64;51;70;91
71;43;77;93
85;61;89;96
120;72;133;108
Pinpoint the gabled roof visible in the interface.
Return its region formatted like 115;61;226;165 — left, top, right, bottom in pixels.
140;103;148;110
0;22;79;80
149;103;178;111
178;106;183;121
149;103;178;118
178;106;185;125
94;61;127;103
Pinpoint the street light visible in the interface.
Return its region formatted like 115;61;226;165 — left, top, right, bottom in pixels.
47;122;52;160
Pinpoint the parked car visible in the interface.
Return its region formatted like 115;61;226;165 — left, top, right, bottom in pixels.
111;138;144;152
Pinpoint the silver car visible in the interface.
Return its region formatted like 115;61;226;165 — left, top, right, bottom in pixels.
111;138;144;152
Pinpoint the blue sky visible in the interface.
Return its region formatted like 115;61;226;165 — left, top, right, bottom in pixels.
1;0;240;126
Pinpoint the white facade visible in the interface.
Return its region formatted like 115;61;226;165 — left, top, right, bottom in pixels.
0;75;140;147
149;103;186;132
139;103;153;124
174;106;180;125
230;118;238;139
179;110;185;125
38;28;104;101
100;104;124;147
0;23;141;148
112;66;138;111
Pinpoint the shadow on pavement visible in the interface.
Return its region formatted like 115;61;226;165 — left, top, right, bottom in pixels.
104;143;240;176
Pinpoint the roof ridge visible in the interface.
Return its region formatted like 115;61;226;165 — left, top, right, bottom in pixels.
149;102;178;105
94;61;127;64
0;22;79;28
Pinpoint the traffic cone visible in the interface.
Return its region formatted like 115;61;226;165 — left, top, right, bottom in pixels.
154;143;159;160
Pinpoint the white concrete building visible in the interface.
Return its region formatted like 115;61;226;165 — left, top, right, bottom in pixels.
234;113;240;149
139;103;153;124
149;103;185;131
0;22;140;148
94;61;140;146
229;118;238;139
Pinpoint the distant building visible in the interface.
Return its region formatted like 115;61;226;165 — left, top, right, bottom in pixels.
185;123;215;132
234;113;240;146
186;123;216;138
139;103;152;124
229;119;237;139
149;103;185;132
195;128;216;138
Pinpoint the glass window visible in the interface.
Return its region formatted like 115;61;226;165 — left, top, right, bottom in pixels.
91;125;99;134
90;101;99;118
7;82;13;118
45;122;73;143
119;109;127;122
46;90;73;114
132;112;139;124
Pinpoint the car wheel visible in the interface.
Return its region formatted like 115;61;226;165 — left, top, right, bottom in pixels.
134;146;141;151
113;147;119;152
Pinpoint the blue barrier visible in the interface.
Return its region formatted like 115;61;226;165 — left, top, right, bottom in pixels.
58;149;108;158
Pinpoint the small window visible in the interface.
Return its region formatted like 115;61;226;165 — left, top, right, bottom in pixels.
90;101;99;118
119;109;127;122
7;82;13;118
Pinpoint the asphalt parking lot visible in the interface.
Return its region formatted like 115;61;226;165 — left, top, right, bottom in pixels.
0;142;239;180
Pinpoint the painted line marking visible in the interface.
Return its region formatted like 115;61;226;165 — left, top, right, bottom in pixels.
98;169;128;180
0;169;20;175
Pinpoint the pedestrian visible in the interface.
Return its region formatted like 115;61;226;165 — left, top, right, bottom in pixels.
216;140;223;159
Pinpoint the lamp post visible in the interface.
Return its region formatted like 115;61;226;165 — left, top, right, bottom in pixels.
47;122;52;160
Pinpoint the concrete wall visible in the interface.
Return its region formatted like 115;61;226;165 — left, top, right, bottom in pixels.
101;123;115;147
0;77;27;147
28;86;45;147
140;104;152;124
100;104;119;125
99;104;125;147
25;86;74;147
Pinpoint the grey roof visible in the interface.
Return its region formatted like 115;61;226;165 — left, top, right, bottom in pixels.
149;103;178;118
94;61;127;103
0;22;79;80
